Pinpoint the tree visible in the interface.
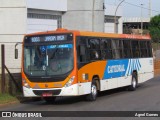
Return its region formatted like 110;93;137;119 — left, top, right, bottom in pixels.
149;14;160;43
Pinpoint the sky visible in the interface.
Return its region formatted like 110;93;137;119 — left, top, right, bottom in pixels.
105;0;160;18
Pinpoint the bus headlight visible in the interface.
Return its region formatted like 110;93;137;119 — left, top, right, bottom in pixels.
22;78;31;88
65;76;75;88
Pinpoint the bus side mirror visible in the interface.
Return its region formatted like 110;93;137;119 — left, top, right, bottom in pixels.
15;42;22;59
15;48;18;59
80;45;86;56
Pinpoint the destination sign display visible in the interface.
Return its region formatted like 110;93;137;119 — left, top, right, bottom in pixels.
24;34;73;44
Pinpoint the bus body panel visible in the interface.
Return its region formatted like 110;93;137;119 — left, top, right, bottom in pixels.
21;29;154;98
78;82;92;95
77;58;154;92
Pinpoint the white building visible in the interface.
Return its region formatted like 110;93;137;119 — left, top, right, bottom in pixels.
0;0;123;73
0;0;67;73
104;4;123;34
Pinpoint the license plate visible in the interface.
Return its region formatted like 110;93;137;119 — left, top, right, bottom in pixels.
42;92;52;97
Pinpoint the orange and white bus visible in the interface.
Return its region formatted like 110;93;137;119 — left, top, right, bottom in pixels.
19;28;154;102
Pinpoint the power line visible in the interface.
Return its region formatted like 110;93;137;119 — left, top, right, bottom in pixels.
124;1;159;13
105;1;160;14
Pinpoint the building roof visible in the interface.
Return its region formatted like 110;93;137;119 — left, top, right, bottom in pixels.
123;17;150;23
27;0;67;11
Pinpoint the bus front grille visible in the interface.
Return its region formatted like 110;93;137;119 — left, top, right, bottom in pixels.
33;89;61;96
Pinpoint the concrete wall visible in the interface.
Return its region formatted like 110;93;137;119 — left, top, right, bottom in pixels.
0;0;27;35
0;0;26;7
62;0;104;32
105;23;114;33
0;0;27;73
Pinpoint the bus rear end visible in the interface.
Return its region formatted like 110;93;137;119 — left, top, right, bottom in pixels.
22;31;79;99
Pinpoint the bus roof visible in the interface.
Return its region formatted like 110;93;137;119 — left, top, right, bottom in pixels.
78;31;151;40
26;28;151;40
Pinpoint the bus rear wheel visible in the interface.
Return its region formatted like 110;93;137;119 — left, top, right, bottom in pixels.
86;80;98;101
129;74;137;91
43;97;56;103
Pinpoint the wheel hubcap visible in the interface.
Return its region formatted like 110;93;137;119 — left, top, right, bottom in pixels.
132;78;136;88
91;84;97;97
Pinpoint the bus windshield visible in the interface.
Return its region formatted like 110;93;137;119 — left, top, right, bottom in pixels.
24;44;73;77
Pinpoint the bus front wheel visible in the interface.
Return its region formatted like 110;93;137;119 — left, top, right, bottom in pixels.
86;80;98;101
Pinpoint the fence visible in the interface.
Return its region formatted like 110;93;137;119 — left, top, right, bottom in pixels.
0;73;22;94
154;59;160;76
0;44;22;94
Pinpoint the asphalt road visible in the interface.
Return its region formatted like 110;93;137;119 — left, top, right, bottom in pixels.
0;76;160;120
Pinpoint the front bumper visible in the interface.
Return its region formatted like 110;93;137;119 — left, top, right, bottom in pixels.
23;84;79;97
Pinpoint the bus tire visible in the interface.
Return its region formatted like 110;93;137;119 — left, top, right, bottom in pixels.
129;74;137;91
43;97;56;103
86;80;98;101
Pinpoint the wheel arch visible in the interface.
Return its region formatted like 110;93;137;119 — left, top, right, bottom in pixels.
92;75;100;91
133;70;138;82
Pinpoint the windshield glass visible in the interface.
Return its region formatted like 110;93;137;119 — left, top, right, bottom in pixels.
24;44;73;77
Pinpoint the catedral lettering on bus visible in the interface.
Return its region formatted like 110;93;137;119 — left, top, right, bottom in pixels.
15;28;154;102
108;65;125;73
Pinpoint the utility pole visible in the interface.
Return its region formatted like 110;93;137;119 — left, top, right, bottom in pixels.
92;0;95;32
1;44;6;94
141;4;143;35
114;0;125;33
149;0;152;18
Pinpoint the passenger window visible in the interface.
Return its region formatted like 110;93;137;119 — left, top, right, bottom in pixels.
123;40;132;58
140;41;148;57
132;40;140;58
101;39;112;59
88;38;101;61
147;41;152;57
111;40;120;59
77;37;89;63
89;39;100;49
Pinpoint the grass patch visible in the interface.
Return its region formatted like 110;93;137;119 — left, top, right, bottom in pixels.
0;93;18;104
